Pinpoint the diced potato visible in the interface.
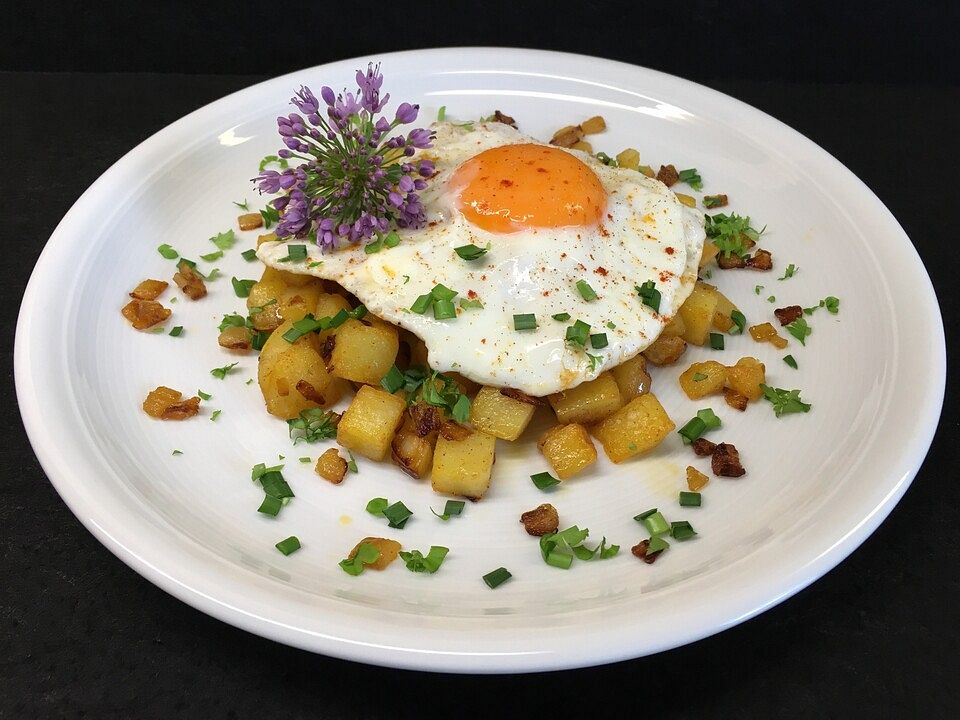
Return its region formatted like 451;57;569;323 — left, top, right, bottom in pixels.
315;292;353;319
142;386;200;420
699;241;720;268
121;299;170;330
616;148;640;170
470;386;536;441
277;282;324;323
548;372;623;425
262;343;336;419
256;232;277;247
675;192;696;208
638;165;655;178
571;140;593;153
337;385;406;461
711;288;740;332
749;323;788;350
713;312;734;332
725;356;766;400
315;448;348;484
349;537;401;571
592;393;676;463
580;115;606;134
724;387;748;411
643;335;688;366
677;281;720;345
538;424;597;479
258;318;317;380
129;279;168;301
330;318;399;386
246;267;287;331
431;429;496;500
238;212;264;231
218;325;253;351
660;314;687;339
611;354;651;402
678;360;727;400
686;466;709;491
390;414;437;479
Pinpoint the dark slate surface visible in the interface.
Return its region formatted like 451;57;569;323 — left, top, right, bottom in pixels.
1;72;956;719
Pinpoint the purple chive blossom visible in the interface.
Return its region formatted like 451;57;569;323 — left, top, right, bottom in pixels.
253;64;434;250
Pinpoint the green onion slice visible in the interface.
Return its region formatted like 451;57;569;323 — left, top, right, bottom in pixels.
483;567;512;589
275;536;301;555
513;313;537;331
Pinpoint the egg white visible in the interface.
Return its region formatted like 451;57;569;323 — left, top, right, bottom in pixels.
258;121;704;396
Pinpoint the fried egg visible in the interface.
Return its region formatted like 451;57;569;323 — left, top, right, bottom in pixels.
258;121;704;396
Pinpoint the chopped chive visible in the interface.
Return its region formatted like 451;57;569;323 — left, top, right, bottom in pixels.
410;294;433;314
168;326;183;337
784;354;798;369
399;546;450;573
347;452;358;473
565;319;590;347
251;331;268;351
552;312;571;321
483;567;512;589
172;449;183;456
383;501;413;529
754;285;764;295
454;243;490;261
531;472;560;490
670;521;697;541
209;409;221;421
197;389;211;401
277;244;307;262
697;408;721;430
709;332;725;350
282;314;324;342
380;365;405;394
576;279;598;301
678;417;707;444
646;535;670;554
339;543;380;576
729;309;746;335
460;297;484;309
257;495;283;516
275;536;301;555
641;510;669;535
513;313;537;331
433;299;457;320
703;194;726;208
200;250;223;262
299;457;311;463
589;332;608;349
431;283;457;301
431;500;466;521
636;281;661;312
545;551;574;569
402;275;410;284
157;244;179;259
606;321;617;329
241;248;258;261
245;378;254;385
437;105;446;121
679;491;702;507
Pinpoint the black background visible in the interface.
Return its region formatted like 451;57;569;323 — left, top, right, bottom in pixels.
2;1;958;718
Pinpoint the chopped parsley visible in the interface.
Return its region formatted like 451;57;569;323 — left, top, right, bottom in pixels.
210;230;237;251
210;362;238;379
804;296;841;316
157;244;179;260
398;546;449;573
231;277;256;298
784;354;798;369
276;244;307;263
287;408;339;443
233;199;249;210
760;384;812;417
454;243;490;261
364;231;401;254
678;168;703;191
786;317;812;345
200;250;224;262
260;204;281;229
754;285;764;295
539;526;618;569
767;295;776;303
210;410;221;421
705;213;762;258
778;263;798;281
197;389;212;401
339;543;380;576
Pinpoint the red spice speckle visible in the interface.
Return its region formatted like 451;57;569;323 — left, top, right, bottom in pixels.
480;274;487;281
481;338;487;344
594;266;608;276
560;252;567;259
598;224;610;237
542;291;550;297
606;213;613;221
665;247;675;255
576;263;587;271
467;289;478;299
659;270;674;282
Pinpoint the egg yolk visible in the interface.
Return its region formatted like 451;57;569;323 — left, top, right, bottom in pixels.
452;144;607;233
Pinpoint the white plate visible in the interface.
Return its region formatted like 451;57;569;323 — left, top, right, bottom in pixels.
15;48;945;673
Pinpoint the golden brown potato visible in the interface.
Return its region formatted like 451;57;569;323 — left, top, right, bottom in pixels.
470;386;536;441
616;148;640;170
431;428;496;500
330;318;399;386
348;537;401;571
315;448;348;484
580;115;606;134
277;283;324;323
121;300;170;330
591;393;675;463
660;314;687;339
337;385;406;461
686;465;709;491
237;212;264;231
749;322;788;349
725;356;766;400
538;423;598;479
142;386;200;420
129;279;168;301
643;335;688;366
548;371;623;425
611;354;651;402
390;414;437;479
571;140;593;153
677;281;720;345
258;319;338;419
678;360;728;400
699;241;720;269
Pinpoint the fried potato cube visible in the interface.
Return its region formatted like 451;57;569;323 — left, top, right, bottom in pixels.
218;325;253;351
349;537;401;571
329;319;399;386
675;192;696;208
571;140;593;153
470;386;536;441
538;423;598;479
315;448;348;484
256;232;277;247
724;387;749;411
237;212;264;231
677;281;720;345
337;385;406;461
699;241;720;269
262;344;336;419
277;283;324;323
246;267;287;331
431;429;496;501
643;335;688;366
580;115;606;134
548;371;623;425
660;313;687;338
679;360;728;399
142;386;200;420
686;465;709;491
592;393;675;463
129;279;168;301
121;299;171;330
616;148;640;170
391;414;437;479
611;354;651;402
725;356;766;400
749;322;789;350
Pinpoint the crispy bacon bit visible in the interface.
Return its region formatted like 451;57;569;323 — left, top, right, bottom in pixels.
296;380;326;404
691;438;716;456
500;387;546;406
717;253;748;270
315;447;347;484
712;442;746;477
218;325;252;351
121;299;171;330
723;387;749;412
747;249;773;271
520;503;559;537
686;465;709;491
774;305;804;326
656;164;680;187
237;213;264;231
410;403;444;437
129;279;168;301
631;539;662;564
594;266;609;276
492;110;517;127
173;261;207;300
143;386;200;420
550;125;584;148
704;194;729;208
439;421;472;441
